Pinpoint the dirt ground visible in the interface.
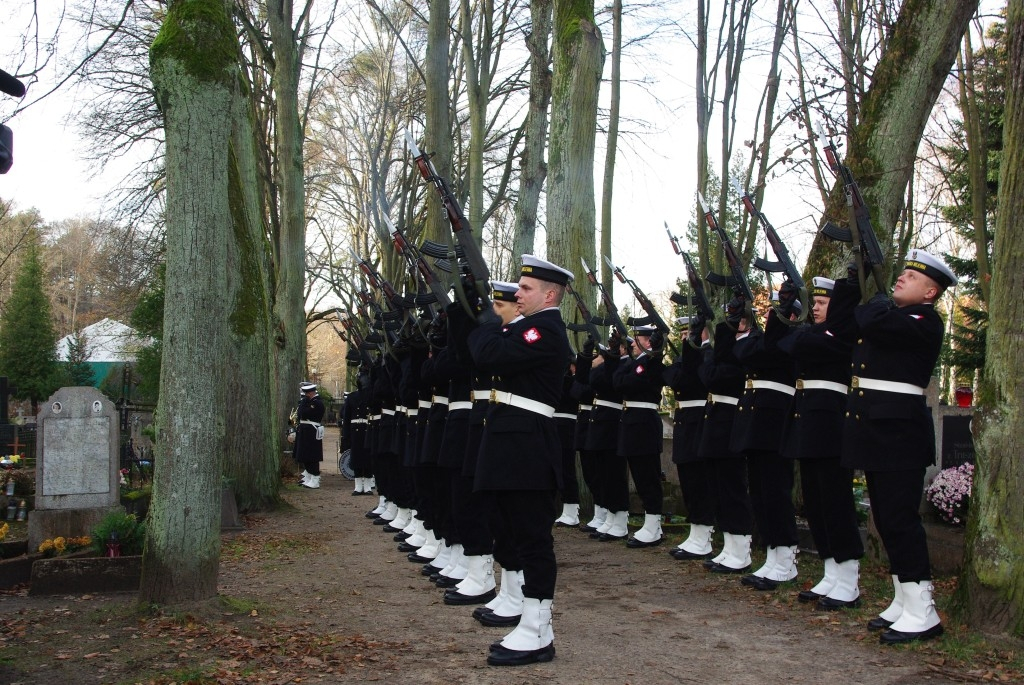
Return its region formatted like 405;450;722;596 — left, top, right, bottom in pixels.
0;428;1017;684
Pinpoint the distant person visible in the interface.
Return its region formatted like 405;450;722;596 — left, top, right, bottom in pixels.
295;381;325;489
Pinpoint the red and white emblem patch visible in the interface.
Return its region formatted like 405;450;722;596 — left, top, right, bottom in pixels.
522;327;542;343
635;365;645;375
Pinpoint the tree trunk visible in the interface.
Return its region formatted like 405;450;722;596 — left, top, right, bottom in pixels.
224;71;278;513
962;0;1024;637
460;0;493;246
804;0;980;283
142;0;235;604
269;0;307;479
548;0;604;303
512;0;552;260
599;0;621;294
958;35;993;305
424;0;453;244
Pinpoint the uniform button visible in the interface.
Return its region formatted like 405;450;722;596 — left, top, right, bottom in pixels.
858;390;864;397
860;364;866;370
857;338;863;344
845;411;850;417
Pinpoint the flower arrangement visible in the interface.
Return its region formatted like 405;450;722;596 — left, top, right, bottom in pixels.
926;462;974;525
37;536;92;557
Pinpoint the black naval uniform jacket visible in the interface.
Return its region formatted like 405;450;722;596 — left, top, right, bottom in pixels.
570;352;595;452
554;368;579;453
398;345;428;467
835;283;943;472
468;307;572;492
584;354;625;452
295;392;326;464
697;321;746;461
419;352;449;465
341;387;370;472
436;345;473;470
374;356;401;457
730;310;797;454
776;318;852;461
612;351;665;457
663;341;708;465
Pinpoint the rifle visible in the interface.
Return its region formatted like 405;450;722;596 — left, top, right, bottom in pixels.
816;126;888;301
604;256;679;357
331;311;375;367
405;131;491;316
350;249;403;310
382;212;453;311
697;191;758;330
665;223;717;346
579;256;632;345
732;178;808;324
564;282;606;352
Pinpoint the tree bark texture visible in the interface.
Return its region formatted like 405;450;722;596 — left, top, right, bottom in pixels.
804;0;980;285
548;0;604;305
512;0;552;261
268;0;308;471
142;0;235;604
599;0;621;296
424;0;453;244
962;0;1024;638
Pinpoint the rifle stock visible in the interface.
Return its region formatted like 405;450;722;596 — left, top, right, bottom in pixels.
580;256;632;344
604;256;679;357
697;192;758;330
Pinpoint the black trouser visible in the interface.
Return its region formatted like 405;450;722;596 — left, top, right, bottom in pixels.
431;464;457;543
578;448;602;509
371;451;392;499
452;472;494;556
625;452;663;514
559;445;580;505
712;456;753;534
492;489;558;599
489;498;522;571
866;468;930;582
800;458;864;562
746;451;798;547
598;449;630;512
392;461;416;508
676;460;716;526
413;464;436;531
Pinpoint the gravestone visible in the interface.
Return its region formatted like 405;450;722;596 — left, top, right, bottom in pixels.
28;387;121;550
940;414;975;469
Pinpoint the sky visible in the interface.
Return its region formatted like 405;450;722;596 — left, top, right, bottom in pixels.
0;1;999;315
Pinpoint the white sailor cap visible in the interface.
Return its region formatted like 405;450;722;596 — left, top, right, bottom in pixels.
490;280;519;302
300;382;317;392
811;277;835;297
903;249;957;288
632;324;658;336
520;254;574;286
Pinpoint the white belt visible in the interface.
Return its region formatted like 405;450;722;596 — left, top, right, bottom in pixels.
797;379;849;394
382;408;396;416
623;401;659;411
351;418;367;424
489;390;556;418
432;396;449;406
676;399;705;409
300;420;322;426
418;400;432;409
396;405;407;414
578;404;593;411
593;399;623;411
472;390;491;401
851;376;926;396
449;401;472;411
370;414;381;420
406;409;419;417
553;412;577;420
707;394;739;405
745;379;796;396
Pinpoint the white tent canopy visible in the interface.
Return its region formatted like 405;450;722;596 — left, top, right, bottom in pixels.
57;318;147;363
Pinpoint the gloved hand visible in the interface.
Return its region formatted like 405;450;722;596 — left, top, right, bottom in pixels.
726;296;745;326
868;291;892;308
428;315;447;348
460;275;483;313
608;328;623;352
846;261;860;286
687;315;706;346
777;280;798;317
582;336;596;357
648;329;665;353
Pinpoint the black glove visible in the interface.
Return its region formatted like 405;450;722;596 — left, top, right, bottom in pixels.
428;315;447;348
608;329;623;352
582;336;596;357
460;275;483;313
868;291;892;308
648;329;665;353
726;296;745;326
846;261;860;286
688;315;705;345
777;280;798;317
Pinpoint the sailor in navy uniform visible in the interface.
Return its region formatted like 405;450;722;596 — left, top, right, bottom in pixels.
342;367;373;495
296;382;326;489
778;277;864;609
834;250;956;644
613;324;667;547
663;317;717;559
462;255;573;667
586;333;629;540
